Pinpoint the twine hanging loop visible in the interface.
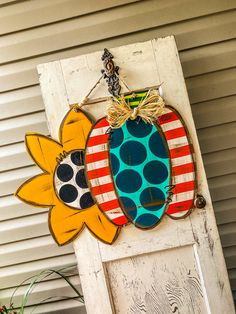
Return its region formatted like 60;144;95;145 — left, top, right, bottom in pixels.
106;89;165;128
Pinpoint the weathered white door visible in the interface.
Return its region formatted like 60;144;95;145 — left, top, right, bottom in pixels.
38;37;235;314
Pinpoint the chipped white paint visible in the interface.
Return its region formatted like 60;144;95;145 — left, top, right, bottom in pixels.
38;37;235;314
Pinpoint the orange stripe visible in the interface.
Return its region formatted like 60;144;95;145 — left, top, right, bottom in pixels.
173;181;195;194
165;127;186;140
86;151;109;163
87;166;110;179
172;163;194;176
87;134;108;147
158;112;178;125
167;200;193;214
170;145;191;158
92;183;114;196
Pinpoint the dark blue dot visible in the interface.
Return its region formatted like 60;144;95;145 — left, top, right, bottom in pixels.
71;150;84;165
126;119;152;138
75;168;88;188
59;184;78;203
109;128;124;149
116;170;142;193
57;164;73;182
135;214;160;229
110;153;120;176
144;161;168;184
120;197;137;220
140;187;166;211
120;141;147;166
80;192;94;209
149;131;168;158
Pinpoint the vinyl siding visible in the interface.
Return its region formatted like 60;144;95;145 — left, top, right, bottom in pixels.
0;0;236;312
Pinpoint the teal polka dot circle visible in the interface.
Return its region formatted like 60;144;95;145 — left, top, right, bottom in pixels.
109;118;170;229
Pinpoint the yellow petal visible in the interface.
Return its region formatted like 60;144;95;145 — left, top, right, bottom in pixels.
26;133;64;173
85;206;120;245
59;108;92;152
50;202;120;245
16;174;54;207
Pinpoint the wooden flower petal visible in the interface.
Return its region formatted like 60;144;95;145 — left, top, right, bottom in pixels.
26;133;64;173
16;174;54;207
49;203;120;246
59;108;93;152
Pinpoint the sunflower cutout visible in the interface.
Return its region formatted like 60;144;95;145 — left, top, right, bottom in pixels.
15;108;120;246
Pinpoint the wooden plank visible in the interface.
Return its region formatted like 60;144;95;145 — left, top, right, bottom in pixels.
106;245;207;313
40;37;235;312
38;53;115;314
0;0;235;64
152;36;234;313
0;0;139;35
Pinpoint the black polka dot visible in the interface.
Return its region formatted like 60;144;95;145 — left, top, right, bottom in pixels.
120;141;147;166
109;128;124;149
57;164;73;182
126;118;152;138
120;197;137;220
143;161;168;184
116;170;142;193
80;192;94;209
140;187;166;211
71;150;84;166
59;184;78;203
75;168;88;188
110;153;120;176
135;214;160;229
149;131;168;158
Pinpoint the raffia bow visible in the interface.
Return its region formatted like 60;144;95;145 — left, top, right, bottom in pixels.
106;89;165;128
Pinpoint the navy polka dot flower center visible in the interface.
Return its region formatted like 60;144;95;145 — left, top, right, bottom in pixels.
54;150;94;209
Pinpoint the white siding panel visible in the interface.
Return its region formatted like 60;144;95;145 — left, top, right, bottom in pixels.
0;85;43;120
0;195;46;221
0;0;235;64
0;165;40;197
0;236;74;267
0;0;139;35
0;0;236;312
0;254;77;289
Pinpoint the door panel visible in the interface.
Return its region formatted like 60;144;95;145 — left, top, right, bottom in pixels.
38;37;235;314
106;245;207;314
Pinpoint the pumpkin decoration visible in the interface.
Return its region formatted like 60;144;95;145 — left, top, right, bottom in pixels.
15;90;197;245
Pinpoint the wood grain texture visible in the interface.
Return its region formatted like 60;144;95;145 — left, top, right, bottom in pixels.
106;245;206;314
39;37;235;313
